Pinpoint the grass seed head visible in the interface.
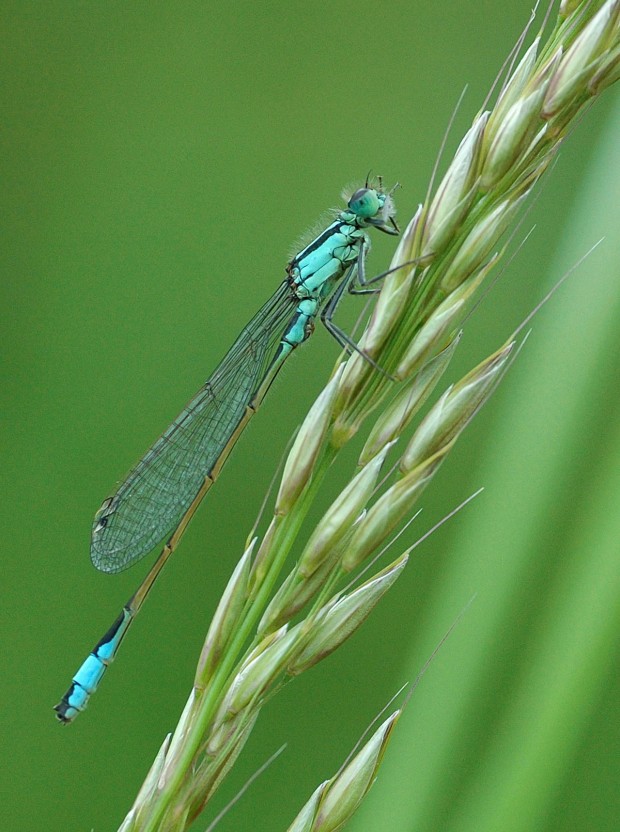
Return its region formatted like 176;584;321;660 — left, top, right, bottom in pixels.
286;783;328;832
361;268;416;357
422;112;488;256
401;341;514;473
544;0;620;117
196;541;254;684
276;366;343;514
343;447;451;572
439;195;526;292
490;38;541;132
482;86;549;188
259;548;341;633
299;443;392;578
396;266;488;380
361;334;460;463
313;712;400;831
288;554;408;675
223;626;296;716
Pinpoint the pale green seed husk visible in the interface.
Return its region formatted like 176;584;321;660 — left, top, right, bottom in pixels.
298;443;392;578
276;366;344;514
401;341;514;473
288;553;408;675
195;541;254;685
314;712;400;831
342;446;451;572
361;333;460;464
422;112;488;256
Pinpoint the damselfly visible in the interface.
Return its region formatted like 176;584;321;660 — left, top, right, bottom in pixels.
54;180;399;722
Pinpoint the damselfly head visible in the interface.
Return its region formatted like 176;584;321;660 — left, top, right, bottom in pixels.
347;183;399;236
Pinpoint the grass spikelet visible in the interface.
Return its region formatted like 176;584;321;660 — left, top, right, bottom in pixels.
360;333;461;463
288;553;408;675
298;442;392;578
305;712;400;831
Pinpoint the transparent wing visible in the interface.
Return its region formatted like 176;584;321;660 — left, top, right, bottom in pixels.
91;280;295;573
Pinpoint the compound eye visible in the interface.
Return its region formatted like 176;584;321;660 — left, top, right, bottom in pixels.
348;188;380;219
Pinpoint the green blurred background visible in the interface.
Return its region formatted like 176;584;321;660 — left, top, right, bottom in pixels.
2;2;619;830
